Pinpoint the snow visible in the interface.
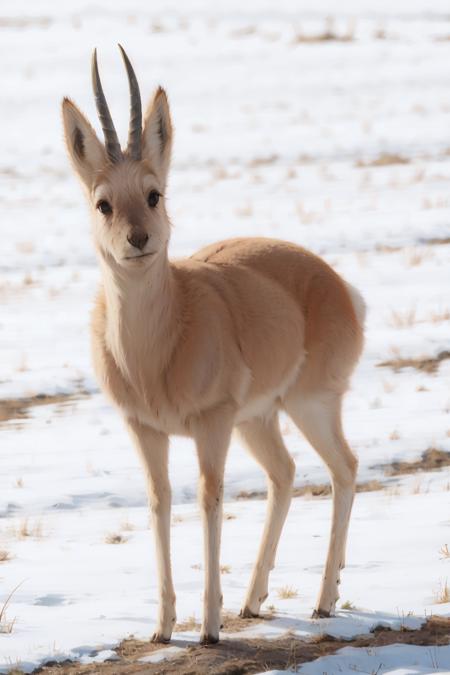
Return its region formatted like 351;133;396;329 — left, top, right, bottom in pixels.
1;0;450;672
265;644;450;674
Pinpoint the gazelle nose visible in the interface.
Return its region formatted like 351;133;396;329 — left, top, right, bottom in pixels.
127;230;149;251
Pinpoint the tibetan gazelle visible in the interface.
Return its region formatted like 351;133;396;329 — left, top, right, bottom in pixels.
62;46;365;645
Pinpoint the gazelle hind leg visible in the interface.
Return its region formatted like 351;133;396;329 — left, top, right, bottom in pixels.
237;413;295;618
284;391;357;617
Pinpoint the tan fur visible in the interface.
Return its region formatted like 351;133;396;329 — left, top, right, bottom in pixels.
62;76;364;645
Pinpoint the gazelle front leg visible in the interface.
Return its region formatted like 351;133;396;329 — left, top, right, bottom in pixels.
127;419;176;643
191;407;234;644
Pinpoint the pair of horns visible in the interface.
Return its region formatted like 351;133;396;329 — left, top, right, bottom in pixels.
92;45;142;163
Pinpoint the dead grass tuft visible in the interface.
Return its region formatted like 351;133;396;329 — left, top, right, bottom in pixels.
0;550;11;563
0;582;22;635
293;17;354;44
277;585;298;599
434;579;450;604
248;154;278;167
174;615;200;632
0;391;87;426
341;600;356;610
220;564;231;574
172;514;184;524
120;519;135;532
375;447;450;477
11;519;43;540
356;153;410;168
439;544;450;559
237;479;382;501
428;308;450;323
378;350;450;374
105;533;128;545
388;308;417;328
223;512;236;521
405;247;433;268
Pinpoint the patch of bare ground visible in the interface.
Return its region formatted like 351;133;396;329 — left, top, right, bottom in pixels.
293;18;354;44
356;153;410;168
0;391;88;425
237;479;382;501
34;617;450;675
375;447;450;477
421;236;450;246
378;350;450;374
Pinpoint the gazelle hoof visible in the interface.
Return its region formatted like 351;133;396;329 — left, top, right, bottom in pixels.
151;632;171;644
200;633;219;645
239;606;259;619
311;608;331;619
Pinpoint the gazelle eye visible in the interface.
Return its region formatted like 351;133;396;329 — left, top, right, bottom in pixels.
97;200;112;215
147;190;160;208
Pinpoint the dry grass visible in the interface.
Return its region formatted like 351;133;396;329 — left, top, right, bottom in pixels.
105;533;128;545
439;544;450;559
378;350;450;374
248;154;278;167
388;308;417;328
10;519;43;540
341;600;356;610
0;582;22;634
293;17;354;44
276;585;298;599
376;447;450;477
220;564;231;574
223;512;236;521
434;579;450;604
174;614;200;632
0;550;11;563
237;479;383;501
422;196;449;210
389;430;401;441
405;247;433;268
428;308;450;323
356;153;410;168
0;391;87;426
120;519;135;532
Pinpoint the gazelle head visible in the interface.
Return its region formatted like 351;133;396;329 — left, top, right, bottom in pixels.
62;46;172;270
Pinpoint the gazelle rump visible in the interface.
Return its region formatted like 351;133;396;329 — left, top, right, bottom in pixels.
62;46;365;645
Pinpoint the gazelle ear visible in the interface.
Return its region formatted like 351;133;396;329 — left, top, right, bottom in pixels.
142;87;173;188
62;97;107;188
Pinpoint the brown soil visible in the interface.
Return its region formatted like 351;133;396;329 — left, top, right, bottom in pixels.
377;350;450;374
356;153;410;168
174;612;274;635
237;479;383;501
375;447;450;476
33;616;450;675
0;392;87;425
422;236;450;246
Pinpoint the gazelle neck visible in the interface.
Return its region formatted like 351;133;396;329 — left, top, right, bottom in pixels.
100;248;179;380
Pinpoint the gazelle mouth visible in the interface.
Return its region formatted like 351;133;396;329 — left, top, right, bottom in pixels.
124;252;154;261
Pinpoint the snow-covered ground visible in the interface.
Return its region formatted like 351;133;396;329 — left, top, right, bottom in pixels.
1;0;450;672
